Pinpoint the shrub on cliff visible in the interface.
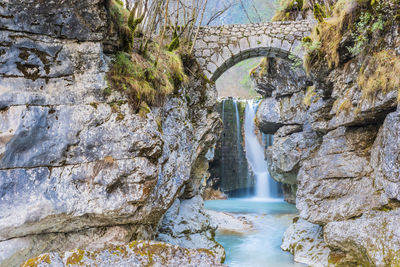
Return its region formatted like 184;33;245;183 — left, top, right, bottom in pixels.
272;0;335;21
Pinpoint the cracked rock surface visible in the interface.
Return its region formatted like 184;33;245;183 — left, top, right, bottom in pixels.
0;1;223;266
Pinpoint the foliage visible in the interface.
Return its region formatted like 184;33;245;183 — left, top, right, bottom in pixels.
108;0;134;51
347;11;384;56
313;3;327;22
168;31;180;52
336;98;352;115
249;57;269;77
288;53;303;68
288;44;304;69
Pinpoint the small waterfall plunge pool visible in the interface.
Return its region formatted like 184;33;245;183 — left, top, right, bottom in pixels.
208;99;306;266
205;199;306;267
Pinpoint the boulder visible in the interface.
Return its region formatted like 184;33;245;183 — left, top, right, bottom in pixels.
251;57;310;98
281;218;331;266
156;196;225;263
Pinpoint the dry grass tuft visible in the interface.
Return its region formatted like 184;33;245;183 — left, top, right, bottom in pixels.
303;0;370;72
358;50;400;100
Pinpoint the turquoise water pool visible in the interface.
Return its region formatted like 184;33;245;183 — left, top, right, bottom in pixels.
205;199;305;267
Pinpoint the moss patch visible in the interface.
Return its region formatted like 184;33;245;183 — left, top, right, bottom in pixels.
65;249;85;265
22;254;51;267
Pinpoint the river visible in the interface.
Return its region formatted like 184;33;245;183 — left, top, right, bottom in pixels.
205;199;305;267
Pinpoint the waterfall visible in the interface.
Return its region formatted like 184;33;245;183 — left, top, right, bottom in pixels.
234;100;251;197
233;100;241;161
244;100;279;200
221;100;226;184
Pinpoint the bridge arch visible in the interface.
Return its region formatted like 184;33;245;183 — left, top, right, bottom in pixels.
193;20;314;81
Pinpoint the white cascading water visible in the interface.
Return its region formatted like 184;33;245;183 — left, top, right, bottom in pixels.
244;100;277;200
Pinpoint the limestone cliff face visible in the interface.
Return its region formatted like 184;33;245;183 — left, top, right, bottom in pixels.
254;0;400;265
0;1;222;266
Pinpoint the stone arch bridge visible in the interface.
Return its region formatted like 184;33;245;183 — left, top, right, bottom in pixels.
193;20;315;81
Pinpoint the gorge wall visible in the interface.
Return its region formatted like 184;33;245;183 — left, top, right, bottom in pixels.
254;0;400;265
0;1;224;266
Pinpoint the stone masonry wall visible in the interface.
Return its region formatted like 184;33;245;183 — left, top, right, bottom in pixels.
193;20;315;80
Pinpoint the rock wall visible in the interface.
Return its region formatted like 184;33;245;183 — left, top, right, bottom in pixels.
254;0;400;265
0;1;222;266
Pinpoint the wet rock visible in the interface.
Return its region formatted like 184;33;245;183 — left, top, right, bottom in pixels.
282;218;331;266
156;196;225;262
282;184;297;204
205;210;254;235
208;99;251;195
20;241;225;267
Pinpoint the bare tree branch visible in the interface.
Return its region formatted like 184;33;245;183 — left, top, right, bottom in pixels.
206;2;236;25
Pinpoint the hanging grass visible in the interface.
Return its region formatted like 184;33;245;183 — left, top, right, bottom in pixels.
358;50;400;100
107;43;188;111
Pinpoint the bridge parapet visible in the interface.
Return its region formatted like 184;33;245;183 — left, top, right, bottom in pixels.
193;20;315;80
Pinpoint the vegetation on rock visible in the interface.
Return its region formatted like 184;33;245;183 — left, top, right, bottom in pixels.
272;0;304;21
272;0;335;21
106;47;188;111
105;0;192;111
302;0;400;100
358;50;400;100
